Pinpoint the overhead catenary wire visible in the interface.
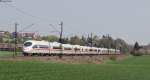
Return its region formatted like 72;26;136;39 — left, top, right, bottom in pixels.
19;24;34;32
4;3;44;20
0;0;12;2
3;3;58;24
49;24;60;34
2;3;65;38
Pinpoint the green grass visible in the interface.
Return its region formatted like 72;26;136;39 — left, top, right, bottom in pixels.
109;55;150;65
0;51;21;57
1;56;150;80
0;51;14;56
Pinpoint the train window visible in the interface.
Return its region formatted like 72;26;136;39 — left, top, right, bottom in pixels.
64;48;72;50
85;49;88;51
39;45;49;48
74;48;80;51
53;46;62;49
24;42;32;47
32;45;38;48
89;49;93;51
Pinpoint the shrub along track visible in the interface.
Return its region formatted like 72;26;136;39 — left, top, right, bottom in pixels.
0;54;126;64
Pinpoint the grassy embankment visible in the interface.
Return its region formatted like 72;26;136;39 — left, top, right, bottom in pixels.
0;52;150;80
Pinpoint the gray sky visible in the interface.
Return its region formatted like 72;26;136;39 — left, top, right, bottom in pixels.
0;0;150;45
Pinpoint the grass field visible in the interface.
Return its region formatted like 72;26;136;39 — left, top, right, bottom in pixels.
0;53;150;80
0;51;14;56
0;51;21;57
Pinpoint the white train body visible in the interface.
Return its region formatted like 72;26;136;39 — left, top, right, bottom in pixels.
23;40;120;56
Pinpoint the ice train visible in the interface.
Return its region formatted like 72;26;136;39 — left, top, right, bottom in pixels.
23;40;120;56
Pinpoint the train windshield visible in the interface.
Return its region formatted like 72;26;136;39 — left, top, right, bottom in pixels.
24;42;32;47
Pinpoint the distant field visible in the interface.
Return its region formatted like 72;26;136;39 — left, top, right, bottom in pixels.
0;55;150;80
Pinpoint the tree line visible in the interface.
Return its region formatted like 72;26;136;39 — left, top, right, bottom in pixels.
41;35;130;53
0;32;130;53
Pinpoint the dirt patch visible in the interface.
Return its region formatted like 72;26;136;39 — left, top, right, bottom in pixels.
0;55;127;64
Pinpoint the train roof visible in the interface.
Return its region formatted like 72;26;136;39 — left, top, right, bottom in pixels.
50;42;61;47
72;45;81;48
62;44;73;48
24;40;49;45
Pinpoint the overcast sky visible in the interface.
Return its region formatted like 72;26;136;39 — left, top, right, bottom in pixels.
0;0;150;45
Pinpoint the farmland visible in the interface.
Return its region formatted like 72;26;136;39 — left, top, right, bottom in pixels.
0;52;150;80
0;51;14;57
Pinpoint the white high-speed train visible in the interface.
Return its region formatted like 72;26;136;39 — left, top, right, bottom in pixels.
22;40;120;56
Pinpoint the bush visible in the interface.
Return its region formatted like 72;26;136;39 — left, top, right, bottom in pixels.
130;50;144;56
109;56;117;61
